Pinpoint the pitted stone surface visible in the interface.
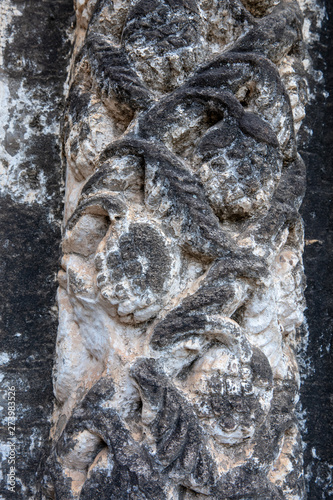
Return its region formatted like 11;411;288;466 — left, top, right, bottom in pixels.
42;0;310;498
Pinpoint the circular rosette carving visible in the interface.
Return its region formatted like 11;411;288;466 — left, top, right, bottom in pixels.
182;343;273;446
194;112;282;220
161;317;273;447
95;222;173;323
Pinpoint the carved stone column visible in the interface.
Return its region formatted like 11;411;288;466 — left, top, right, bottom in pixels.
43;1;310;498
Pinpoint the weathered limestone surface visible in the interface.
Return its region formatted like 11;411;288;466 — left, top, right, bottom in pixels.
41;1;313;499
0;1;73;498
0;1;331;499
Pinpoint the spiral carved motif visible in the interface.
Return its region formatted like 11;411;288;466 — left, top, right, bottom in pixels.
43;0;308;498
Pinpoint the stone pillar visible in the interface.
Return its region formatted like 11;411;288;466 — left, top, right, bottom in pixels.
41;1;311;498
1;1;330;499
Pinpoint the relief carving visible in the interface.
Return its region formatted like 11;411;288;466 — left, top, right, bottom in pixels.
42;0;308;498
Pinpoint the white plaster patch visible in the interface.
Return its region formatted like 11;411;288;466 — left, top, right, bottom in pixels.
0;352;10;365
298;0;326;44
0;0;22;67
0;79;58;206
0;443;11;463
28;427;43;454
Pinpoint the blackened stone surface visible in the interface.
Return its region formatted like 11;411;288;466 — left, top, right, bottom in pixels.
0;1;73;498
299;0;333;497
0;198;61;498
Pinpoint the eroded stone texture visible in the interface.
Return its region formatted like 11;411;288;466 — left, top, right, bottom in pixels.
0;1;73;498
42;1;309;498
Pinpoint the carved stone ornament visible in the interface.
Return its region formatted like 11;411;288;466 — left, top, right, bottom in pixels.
42;0;309;498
